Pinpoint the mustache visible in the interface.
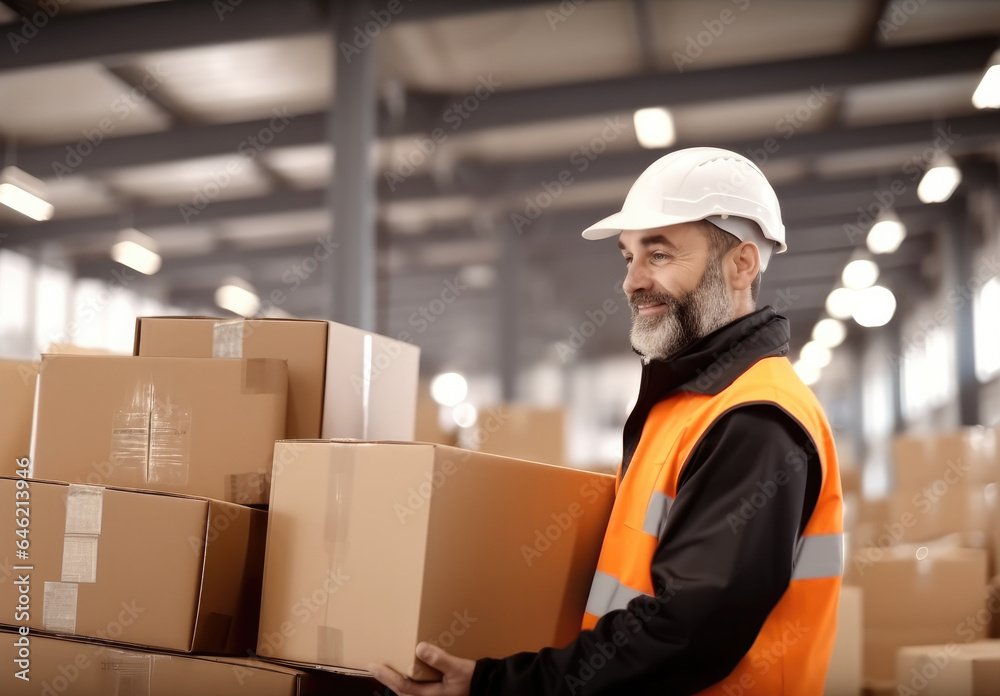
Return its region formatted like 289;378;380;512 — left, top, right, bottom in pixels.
629;291;679;314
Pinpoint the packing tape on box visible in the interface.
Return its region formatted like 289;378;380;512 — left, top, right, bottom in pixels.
148;400;191;486
213;319;245;358
241;358;286;395
43;581;79;634
62;485;103;583
101;651;152;696
111;385;191;485
316;626;345;665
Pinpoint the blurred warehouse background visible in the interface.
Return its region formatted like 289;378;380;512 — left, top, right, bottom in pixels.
1;0;1000;488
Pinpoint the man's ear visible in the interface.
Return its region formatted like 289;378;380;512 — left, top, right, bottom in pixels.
728;241;760;291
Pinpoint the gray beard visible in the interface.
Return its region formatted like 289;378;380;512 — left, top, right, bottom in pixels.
629;258;734;361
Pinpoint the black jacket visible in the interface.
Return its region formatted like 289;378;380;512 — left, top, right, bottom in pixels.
471;307;822;696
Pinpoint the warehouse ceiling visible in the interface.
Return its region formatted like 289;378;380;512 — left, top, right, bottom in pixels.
1;0;1000;382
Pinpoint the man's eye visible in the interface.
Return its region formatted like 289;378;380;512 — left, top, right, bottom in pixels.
623;256;632;265
652;252;669;261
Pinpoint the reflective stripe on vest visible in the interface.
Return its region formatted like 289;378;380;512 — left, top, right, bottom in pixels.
585;569;652;618
791;533;844;581
642;490;674;538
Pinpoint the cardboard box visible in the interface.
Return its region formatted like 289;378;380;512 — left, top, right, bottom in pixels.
0;630;365;696
896;641;1000;695
30;355;287;504
889;484;993;545
893;429;998;490
258;440;615;679
0;359;38;477
472;405;565;466
0;477;266;653
848;545;988;685
824;585;863;696
133;316;420;441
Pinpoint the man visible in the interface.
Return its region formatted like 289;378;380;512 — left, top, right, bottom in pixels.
372;147;844;695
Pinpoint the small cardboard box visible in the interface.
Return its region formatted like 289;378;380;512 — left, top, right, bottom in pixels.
0;359;38;477
824;585;862;696
0;630;361;696
0;477;266;654
258;440;615;679
472;405;565;466
849;545;988;685
30;355;287;504
133;316;420;441
896;641;1000;695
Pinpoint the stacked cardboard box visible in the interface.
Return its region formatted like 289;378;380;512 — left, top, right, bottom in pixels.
824;585;863;696
0;359;38;478
257;440;615;678
896;641;1000;695
0;630;386;695
471;404;566;467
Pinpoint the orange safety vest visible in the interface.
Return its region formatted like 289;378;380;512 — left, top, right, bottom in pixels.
581;356;843;695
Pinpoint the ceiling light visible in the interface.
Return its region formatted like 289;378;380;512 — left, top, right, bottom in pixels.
0;166;54;221
852;285;896;328
918;156;961;204
800;341;832;369
111;228;161;275
452;402;478;428
215;278;260;317
633;107;676;149
972;50;1000;109
842;259;879;290
430;372;468;407
793;360;821;386
825;287;857;320
866;211;907;255
812;318;847;348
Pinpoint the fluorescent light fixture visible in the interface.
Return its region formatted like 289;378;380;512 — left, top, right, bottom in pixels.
633;107;676;149
842;259;879;290
452;402;478;428
215;278;260;317
867;210;907;255
111;228;161;275
793;360;821;386
972;50;1000;109
0;166;54;221
825;287;857;320
430;372;468;407
918;156;961;204
852;285;896;328
812;318;847;348
800;341;832;369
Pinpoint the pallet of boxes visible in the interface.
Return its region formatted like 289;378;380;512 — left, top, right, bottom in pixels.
839;427;1000;696
1;317;616;694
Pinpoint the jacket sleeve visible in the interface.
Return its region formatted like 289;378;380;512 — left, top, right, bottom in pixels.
469;404;821;696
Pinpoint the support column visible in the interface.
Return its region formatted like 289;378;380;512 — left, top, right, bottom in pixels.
327;0;377;330
498;220;521;401
945;196;980;425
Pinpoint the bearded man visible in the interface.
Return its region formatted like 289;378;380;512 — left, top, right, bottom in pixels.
373;147;844;696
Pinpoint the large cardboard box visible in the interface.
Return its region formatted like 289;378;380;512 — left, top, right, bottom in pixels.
0;359;38;478
848;545;988;686
893;429;997;490
472;405;565;466
258;440;615;679
30;355;287;504
133;316;420;441
0;630;363;696
824;585;863;696
889;484;993;546
0;477;266;653
896;641;1000;695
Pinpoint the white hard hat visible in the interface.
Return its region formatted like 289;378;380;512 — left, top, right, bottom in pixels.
582;147;786;271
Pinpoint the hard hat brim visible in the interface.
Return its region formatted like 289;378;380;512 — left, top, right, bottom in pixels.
581;208;697;240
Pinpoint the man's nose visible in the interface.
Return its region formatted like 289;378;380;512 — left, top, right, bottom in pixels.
623;262;651;295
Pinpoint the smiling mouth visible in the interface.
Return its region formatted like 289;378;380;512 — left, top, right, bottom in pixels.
635;302;668;316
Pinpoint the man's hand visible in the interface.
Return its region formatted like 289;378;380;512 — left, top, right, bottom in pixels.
369;642;475;696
